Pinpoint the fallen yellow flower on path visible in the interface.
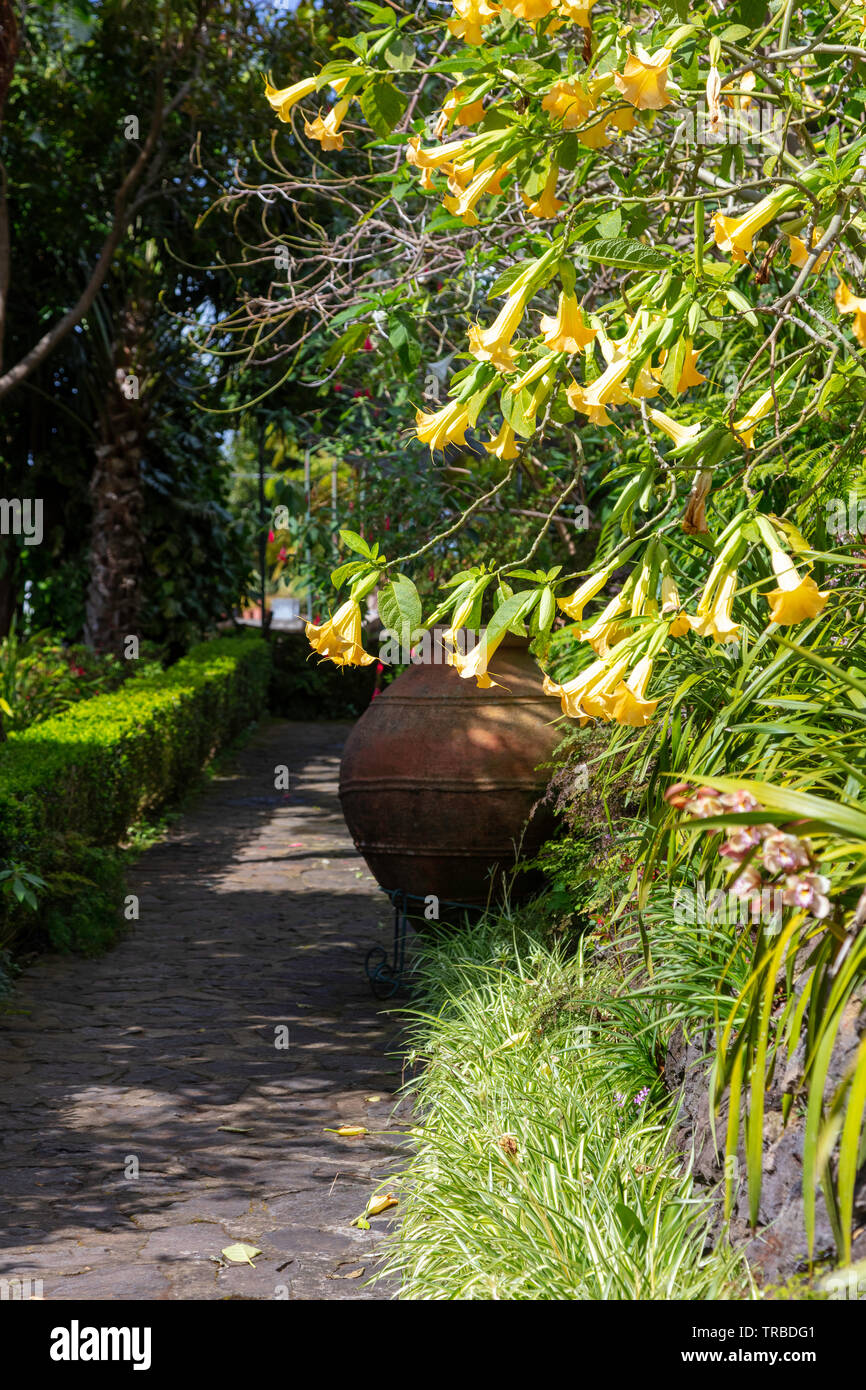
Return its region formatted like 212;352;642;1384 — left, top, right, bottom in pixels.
352;1193;399;1227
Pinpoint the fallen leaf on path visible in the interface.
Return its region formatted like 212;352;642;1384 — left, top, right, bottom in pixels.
326;1125;368;1137
221;1243;261;1266
217;1126;251;1134
365;1095;383;1103
328;1267;365;1280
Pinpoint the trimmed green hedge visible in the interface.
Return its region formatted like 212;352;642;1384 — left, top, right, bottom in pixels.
0;633;271;956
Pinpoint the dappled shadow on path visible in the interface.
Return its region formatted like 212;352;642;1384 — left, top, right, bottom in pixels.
0;721;413;1301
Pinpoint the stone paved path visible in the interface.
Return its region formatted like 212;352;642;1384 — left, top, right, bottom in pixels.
0;720;411;1300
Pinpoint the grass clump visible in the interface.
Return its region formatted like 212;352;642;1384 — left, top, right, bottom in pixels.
381;911;754;1301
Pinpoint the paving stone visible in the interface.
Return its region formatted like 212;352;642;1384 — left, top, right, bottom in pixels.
0;720;409;1300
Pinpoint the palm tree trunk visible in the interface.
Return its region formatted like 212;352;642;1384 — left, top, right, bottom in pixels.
83;303;148;654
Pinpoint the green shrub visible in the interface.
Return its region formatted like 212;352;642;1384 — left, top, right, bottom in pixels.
0;632;271;955
269;631;378;719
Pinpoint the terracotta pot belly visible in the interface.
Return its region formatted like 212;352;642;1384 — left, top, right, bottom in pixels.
339;635;563;915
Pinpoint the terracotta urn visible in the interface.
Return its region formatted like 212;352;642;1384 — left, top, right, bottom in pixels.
339;633;563;919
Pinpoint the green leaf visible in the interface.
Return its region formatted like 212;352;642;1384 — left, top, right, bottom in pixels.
579;238;673;272
595;209;622;239
725;286;759;328
383;34;415;70
361;81;408;138
331;560;367;589
322;321;372;368
660;337;687;395
378;574;423;645
501;385;537;439
388;311;421;374
487;260;535;300
538;586;556;633
485;590;538;644
339;529;372;559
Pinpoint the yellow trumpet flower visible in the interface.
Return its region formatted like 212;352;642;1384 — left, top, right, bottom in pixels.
688;570;740;645
788;227;830;275
406;134;478;170
765;551;830;626
543;651;631;722
542;80;595;129
578;590;632;657
484;421;520;460
558;0;595;23
732;389;776;448
416;397;476;452
725;69;756;110
264;75;319;121
306;599;375;668
661;574;691;638
435;88;486;137
468;262;539;372
448;0;501;44
611;655;659;727
304;97;351;151
500;0;556;19
713;188;790;263
613;46;673;110
579;652;636;720
447;629;507;688
539;292;597;354
835;278;866;348
572;356;632;415
646;408;703;449
444;162;508;225
557;566;611;620
522;165;564;220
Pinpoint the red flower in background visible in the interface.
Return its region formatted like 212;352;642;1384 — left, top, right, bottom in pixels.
268;530;275;542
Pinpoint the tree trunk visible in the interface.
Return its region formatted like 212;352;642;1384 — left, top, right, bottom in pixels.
83;303;148;655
